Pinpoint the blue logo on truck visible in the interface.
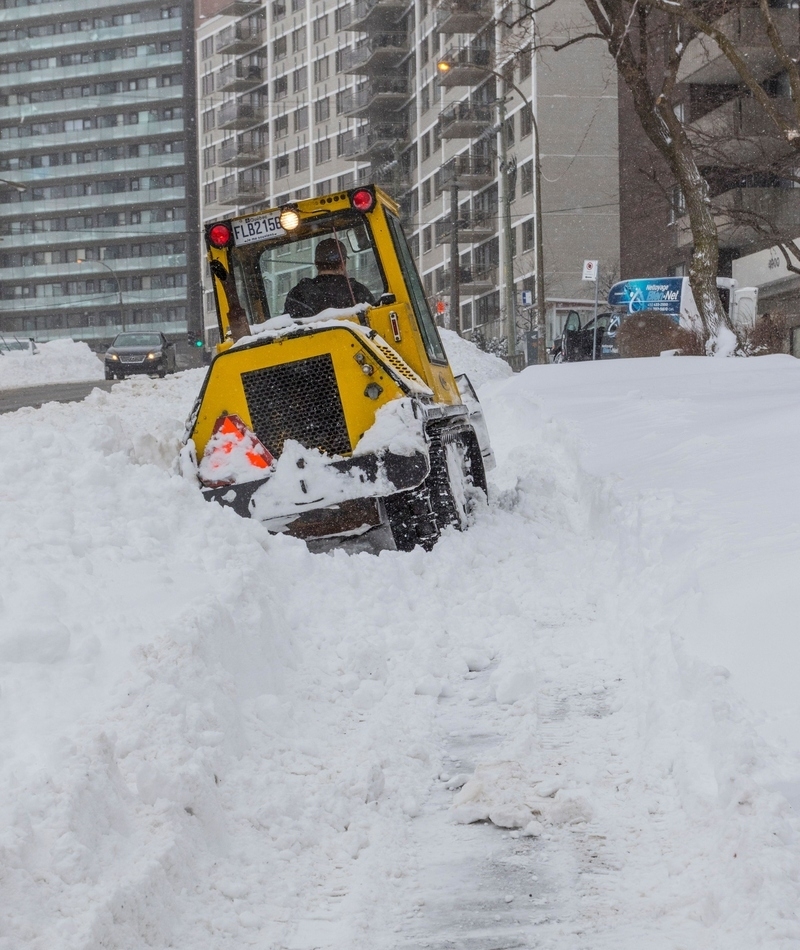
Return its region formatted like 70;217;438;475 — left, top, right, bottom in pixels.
607;278;684;319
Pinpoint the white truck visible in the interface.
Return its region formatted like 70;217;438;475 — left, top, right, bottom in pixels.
601;276;758;357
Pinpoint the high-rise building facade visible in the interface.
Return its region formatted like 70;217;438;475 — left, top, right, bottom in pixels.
0;0;201;343
197;0;619;348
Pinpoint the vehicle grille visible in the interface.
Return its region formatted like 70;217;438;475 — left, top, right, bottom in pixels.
241;353;351;457
120;356;145;364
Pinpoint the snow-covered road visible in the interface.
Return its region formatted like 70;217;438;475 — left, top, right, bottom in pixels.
1;340;799;949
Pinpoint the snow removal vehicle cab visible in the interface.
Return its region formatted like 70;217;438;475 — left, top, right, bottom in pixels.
183;184;494;550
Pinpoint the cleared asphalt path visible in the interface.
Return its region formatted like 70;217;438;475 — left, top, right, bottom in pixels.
0;380;117;414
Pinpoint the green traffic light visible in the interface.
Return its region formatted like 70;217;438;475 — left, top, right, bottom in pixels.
194;338;204;347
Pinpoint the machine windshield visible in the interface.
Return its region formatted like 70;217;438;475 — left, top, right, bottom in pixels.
233;213;387;324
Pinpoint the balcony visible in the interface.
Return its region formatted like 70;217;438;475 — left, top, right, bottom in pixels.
675;187;800;249
677;8;800;85
435;209;495;243
371;165;412;196
458;263;497;294
342;79;410;117
687;95;795;166
341;34;409;73
219;140;268;166
218;101;266;130
217;0;262;16
216;21;266;55
341;125;408;160
219;179;267;205
349;0;407;32
440;153;495;189
436;47;493;86
439;101;494;138
218;62;264;93
435;0;493;35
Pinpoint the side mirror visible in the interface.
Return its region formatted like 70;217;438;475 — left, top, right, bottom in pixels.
377;293;396;306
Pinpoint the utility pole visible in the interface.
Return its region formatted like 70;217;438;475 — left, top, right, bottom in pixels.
499;82;516;358
450;177;461;336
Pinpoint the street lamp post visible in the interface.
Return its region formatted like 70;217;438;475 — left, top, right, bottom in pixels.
437;54;547;364
77;258;125;332
450;178;461;336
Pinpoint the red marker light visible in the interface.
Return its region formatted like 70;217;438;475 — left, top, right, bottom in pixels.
208;223;233;248
351;188;374;212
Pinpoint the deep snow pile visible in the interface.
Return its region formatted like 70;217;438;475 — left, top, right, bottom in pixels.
0;338;104;390
0;350;799;950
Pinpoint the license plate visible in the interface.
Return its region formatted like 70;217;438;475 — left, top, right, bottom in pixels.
232;213;284;246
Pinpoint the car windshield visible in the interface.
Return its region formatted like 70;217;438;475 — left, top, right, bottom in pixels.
231;211;386;324
0;338;31;350
113;333;161;347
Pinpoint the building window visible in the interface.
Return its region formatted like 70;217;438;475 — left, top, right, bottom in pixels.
335;48;348;72
272;0;286;20
201;109;215;132
292;26;306;52
521;218;534;251
293;67;307;92
275;114;289;138
520;105;532;139
315;138;332;163
201;72;214;97
274;75;288;98
336;89;349;114
421;84;430;114
422;178;431;205
314;97;330;123
274;35;287;59
313;15;329;41
520;161;533;195
670;185;686;224
202;145;215;169
504;115;515;147
337;171;354;189
294;106;308;131
337;129;352;155
422;131;430;161
204;182;217;203
423;225;432;253
275;155;290;178
313;56;329;83
519;47;532;79
295;146;309;172
201;37;213;59
335;6;350;30
292;0;305;10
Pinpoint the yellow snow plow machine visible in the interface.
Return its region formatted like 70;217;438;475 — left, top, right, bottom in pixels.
182;184;494;551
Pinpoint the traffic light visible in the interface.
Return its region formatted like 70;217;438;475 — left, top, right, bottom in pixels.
187;332;204;348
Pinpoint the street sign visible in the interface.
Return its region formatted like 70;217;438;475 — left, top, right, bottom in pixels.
520;290;533;305
582;259;598;281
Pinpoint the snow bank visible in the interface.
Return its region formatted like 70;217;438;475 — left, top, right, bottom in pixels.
440;327;513;388
0;338;104;390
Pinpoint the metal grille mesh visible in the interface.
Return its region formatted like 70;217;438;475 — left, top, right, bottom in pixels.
241;353;351;457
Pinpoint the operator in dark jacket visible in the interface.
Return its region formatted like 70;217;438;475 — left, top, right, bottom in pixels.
284;238;376;319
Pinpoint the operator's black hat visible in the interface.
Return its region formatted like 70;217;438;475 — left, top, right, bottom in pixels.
315;238;347;266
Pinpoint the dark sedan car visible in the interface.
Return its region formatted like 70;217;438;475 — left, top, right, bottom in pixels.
551;311;616;363
104;331;176;380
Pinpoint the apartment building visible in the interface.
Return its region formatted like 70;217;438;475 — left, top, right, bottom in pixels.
197;0;619;347
620;6;800;318
0;0;201;343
